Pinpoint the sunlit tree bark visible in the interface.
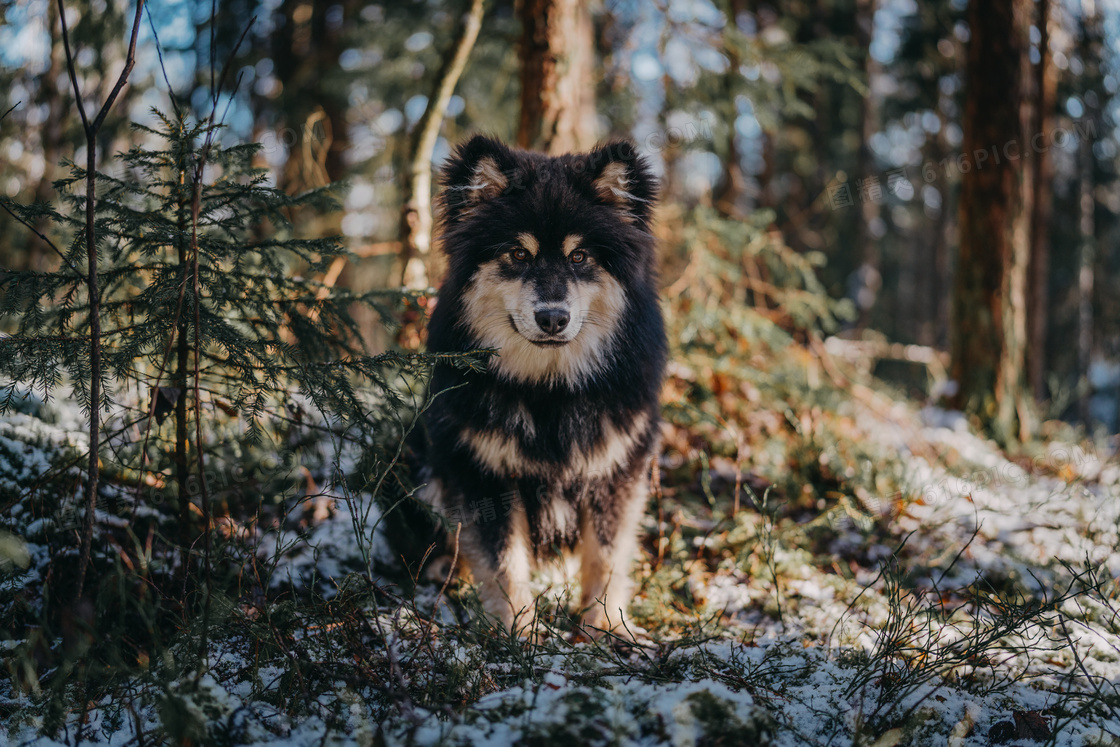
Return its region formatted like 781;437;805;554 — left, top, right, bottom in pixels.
517;0;597;155
950;0;1034;443
1027;0;1056;403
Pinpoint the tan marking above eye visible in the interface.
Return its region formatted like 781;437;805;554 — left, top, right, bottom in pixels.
561;234;584;257
517;233;539;256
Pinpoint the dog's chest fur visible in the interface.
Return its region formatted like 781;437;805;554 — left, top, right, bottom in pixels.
457;386;649;480
430;377;656;550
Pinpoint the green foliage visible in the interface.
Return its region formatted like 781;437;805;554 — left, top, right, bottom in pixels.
0;108;454;495
0;108;473;740
5;110;362;425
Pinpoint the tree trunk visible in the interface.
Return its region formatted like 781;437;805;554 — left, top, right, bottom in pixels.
931;120;955;350
853;0;881;332
1027;0;1056;404
175;175;192;549
272;0;355;193
950;0;1034;444
714;132;748;218
1077;10;1099;428
517;0;597;155
400;0;486;290
56;0;146;601
1078;117;1095;428
713;0;748;219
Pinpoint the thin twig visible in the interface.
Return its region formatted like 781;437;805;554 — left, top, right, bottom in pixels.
209;0;217;99
144;4;182;119
0;200;82;276
128;170;190;523
191;166;212;665
421;522;461;646
56;0;147;602
55;1;89;131
190;12;255;668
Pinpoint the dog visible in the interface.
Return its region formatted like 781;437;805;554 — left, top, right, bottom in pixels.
418;135;666;634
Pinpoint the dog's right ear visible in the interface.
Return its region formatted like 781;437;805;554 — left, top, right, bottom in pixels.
440;135;514;224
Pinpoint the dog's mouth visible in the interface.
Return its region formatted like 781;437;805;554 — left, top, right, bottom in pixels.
510;314;573;347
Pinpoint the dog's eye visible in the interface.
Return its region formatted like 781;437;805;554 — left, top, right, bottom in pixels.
570;250;586;264
512;248;530;262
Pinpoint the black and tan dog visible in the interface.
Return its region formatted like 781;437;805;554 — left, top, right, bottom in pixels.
419;135;666;634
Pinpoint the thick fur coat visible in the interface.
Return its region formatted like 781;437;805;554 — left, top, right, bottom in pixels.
420;135;666;633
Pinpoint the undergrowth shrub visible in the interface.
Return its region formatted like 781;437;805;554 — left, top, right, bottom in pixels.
0;109;470;737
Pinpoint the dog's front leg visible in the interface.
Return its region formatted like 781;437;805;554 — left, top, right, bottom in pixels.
579;475;648;635
462;502;534;634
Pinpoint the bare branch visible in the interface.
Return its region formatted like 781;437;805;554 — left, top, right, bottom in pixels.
400;0;486;289
55;0;90;131
145;4;182;119
55;0;147;602
90;0;146;134
210;0;217;101
211;20;254;114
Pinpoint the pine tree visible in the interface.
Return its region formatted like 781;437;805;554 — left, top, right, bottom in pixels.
0;108;459;597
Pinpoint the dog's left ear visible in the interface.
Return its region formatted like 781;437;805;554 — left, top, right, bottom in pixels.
584;140;657;226
440;135;515;225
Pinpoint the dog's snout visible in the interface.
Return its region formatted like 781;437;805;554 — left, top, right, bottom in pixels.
534;307;570;335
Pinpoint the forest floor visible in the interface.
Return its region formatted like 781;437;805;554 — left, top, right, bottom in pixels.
3;343;1120;746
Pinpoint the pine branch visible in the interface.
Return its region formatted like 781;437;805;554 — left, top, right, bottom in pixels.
0;199;82;276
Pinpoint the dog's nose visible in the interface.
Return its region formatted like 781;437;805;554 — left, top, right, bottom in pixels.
534;308;570;335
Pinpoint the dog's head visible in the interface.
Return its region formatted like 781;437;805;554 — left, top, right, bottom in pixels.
437;136;658;387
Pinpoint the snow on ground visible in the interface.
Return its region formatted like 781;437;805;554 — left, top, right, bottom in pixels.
3;391;1120;745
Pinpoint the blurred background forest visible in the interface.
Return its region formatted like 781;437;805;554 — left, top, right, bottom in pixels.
2;0;1118;440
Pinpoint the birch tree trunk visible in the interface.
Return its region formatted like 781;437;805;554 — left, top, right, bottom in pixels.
400;0;486;290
